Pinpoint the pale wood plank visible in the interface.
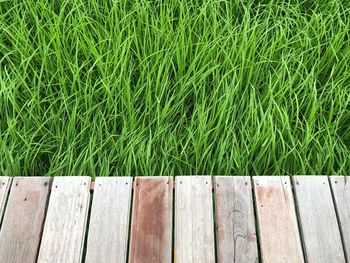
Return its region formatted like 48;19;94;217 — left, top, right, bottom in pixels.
0;177;11;223
330;176;350;261
175;176;215;263
37;176;91;263
215;176;258;263
0;177;51;263
85;177;132;263
253;176;304;263
293;176;345;263
129;177;173;263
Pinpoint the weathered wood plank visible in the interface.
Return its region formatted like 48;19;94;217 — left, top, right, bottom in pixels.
253;176;304;263
330;176;350;261
293;176;345;263
175;176;215;263
0;177;11;223
37;176;91;263
0;177;51;263
215;176;258;263
129;177;173;263
85;177;132;263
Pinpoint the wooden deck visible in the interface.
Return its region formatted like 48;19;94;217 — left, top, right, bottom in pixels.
0;176;348;263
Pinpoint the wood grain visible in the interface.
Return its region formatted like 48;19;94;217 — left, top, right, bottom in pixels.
253;176;304;263
330;176;350;261
0;177;51;263
175;176;215;263
0;177;11;223
215;176;258;263
37;176;91;263
293;176;345;263
129;177;173;263
85;177;133;263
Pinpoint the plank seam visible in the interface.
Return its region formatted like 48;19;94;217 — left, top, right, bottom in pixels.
81;194;93;262
125;176;135;263
171;175;175;263
211;176;219;263
329;176;349;262
290;176;308;263
34;179;53;263
251;177;262;263
0;178;12;228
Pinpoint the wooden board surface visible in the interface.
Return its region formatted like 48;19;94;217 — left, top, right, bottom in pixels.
293;176;345;263
0;175;347;263
175;176;215;263
330;176;350;261
253;176;304;263
215;176;258;263
129;177;173;263
0;177;11;223
37;176;91;263
85;177;133;263
0;177;51;263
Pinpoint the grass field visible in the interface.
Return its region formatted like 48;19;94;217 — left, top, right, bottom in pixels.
1;0;350;176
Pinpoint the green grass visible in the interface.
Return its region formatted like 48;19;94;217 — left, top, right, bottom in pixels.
1;0;350;176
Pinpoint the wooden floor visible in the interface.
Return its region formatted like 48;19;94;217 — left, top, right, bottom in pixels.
0;176;348;263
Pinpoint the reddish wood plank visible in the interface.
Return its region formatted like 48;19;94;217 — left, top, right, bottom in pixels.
0;177;51;263
129;177;173;263
253;176;304;263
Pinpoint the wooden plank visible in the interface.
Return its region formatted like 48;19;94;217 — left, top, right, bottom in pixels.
85;177;133;263
330;176;350;261
293;176;345;263
37;176;91;263
129;177;173;263
253;176;304;263
215;176;258;263
175;176;215;263
0;177;11;223
0;177;51;263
